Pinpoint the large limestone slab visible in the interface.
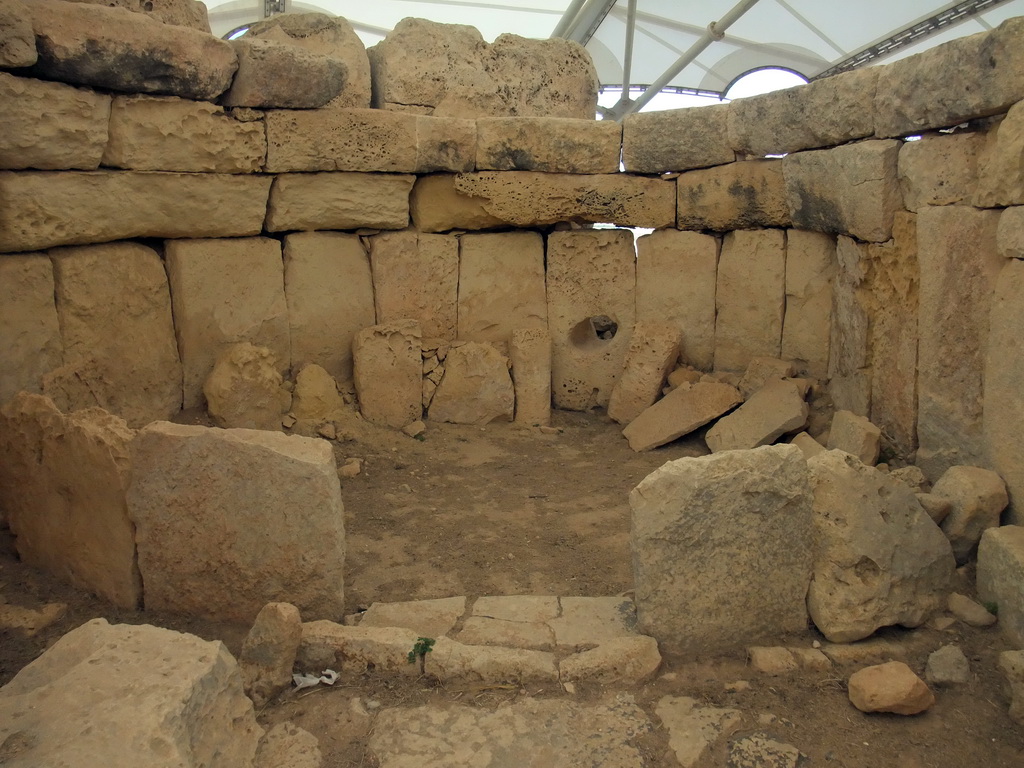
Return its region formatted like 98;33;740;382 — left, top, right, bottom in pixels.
266;172;414;232
410;174;507;233
635;229;717;370
0;0;35;68
27;0;237;100
0;394;140;608
622;103;734;172
0;171;272;253
622;381;742;452
783;140;902;242
806;450;955;643
359;596;466;638
428;342;514;425
974;100;1024;208
368;18;597;119
676;159;789;231
705;379;808;453
165;237;289;409
607;322;681;426
476;117;621;173
828;236;872;416
0;254;62;404
977;525;1024;648
898;130;984;211
457;231;546;344
103;95;264;173
129;422;345;622
631;445;813;654
917;205;1001;479
222;37;345;109
509;327;551;427
0;619;262;768
714;229;786;372
68;0;210;31
352;321;422;429
284;232;375;384
781;229;835;379
546;230;635;411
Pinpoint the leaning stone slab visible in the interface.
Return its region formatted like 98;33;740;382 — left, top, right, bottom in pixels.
510;327;552;427
560;636;661;685
425;637;557;683
977;525;1024;648
0;0;35;68
223;37;345;109
240;602;303;709
297;621;420;675
676;160;789;231
607;322;681;426
27;0;237;100
428;342;514;425
0;619;262;768
266;172;414;232
410;174;507;232
0;171;272;253
898;130;984;211
998;206;1024;259
738;356;796;399
476;117;621;173
656;696;742;768
622;381;741;452
933;466;1009;564
352;321;423;429
705;379;808;453
826;410;881;466
128;422;345;623
631;445;813;654
622;103;734;173
359;596;467;638
0;254;62;404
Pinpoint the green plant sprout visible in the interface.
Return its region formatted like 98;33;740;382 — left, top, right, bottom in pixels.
407;637;435;674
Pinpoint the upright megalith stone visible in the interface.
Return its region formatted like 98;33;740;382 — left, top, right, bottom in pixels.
977;525;1024;648
128;422;345;623
428;342;514;425
0;254;62;404
630;445;813;654
827;236;872;416
781;229;835;380
353;321;423;429
509;327;552;427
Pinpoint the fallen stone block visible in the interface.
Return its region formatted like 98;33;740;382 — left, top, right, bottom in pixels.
999;650;1024;724
676;160;789;231
256;723;322;768
933;466;1009;564
848;661;934;714
826;410;881;465
424;636;557;683
476;117;620;173
510;327;552;427
428;342;514;425
705;379;808;453
0;254;63;404
622;381;741;452
266;172;414;232
738;356;797;399
410;174;507;232
0;0;35;68
548;596;638;648
353;321;423;429
926;644;970;685
203;343;290;431
359;596;467;638
560;636;661;685
947;592;997;627
656;696;742;768
977;525;1024;648
891;465;929;491
607;322;681;426
241;602;303;709
223;37;345;109
622;103;734;172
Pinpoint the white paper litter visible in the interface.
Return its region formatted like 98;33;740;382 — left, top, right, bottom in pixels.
292;669;340;689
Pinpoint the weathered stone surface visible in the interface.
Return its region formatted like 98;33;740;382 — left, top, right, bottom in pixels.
549;596;638;648
290;364;345;423
892;465;929;491
297;622;420;675
622;381;741;452
256;723;322;768
738;356;796;400
352;321;422;429
659;696;742;768
874;17;1024;138
284;232;375;384
917;206;1001;479
933;466;1009;563
784;140;902;242
917;493;953;525
369;230;458;341
0;619;261;768
827;236;872;416
0;72;109;170
129;422;345;623
898;131;984;210
1000;650;1024;724
0;394;140;608
977;525;1024;647
848;661;934;714
728;67;878;156
998;206;1024;259
266;172;414;232
607;322;681;426
948;592;998;627
476;117;620;173
28;0;236;99
635;229;717;370
676;160;789;230
748;646;799;675
472;595;558;623
223;37;345;109
546;229;635;410
623;103;734;172
104;94;264;173
428;342;514;425
453;172;675;228
975;101;1024;207
926;644;970;685
203;343;290;430
455;617;553;650
806;450;955;643
826;410;881;465
48;242;181;426
368;18;597;119
425;637;557;683
729;734;806;767
560;636;661;685
0;0;35;67
67;0;210;31
792;431;826;459
631;445;812;654
457;231;546;343
706;379;808;453
410;174;506;232
244;12;370;109
359;596;467;638
509;327;552;427
165;237;288;409
714;229;786;372
0;255;62;404
241;602;303;708
265;108;475;173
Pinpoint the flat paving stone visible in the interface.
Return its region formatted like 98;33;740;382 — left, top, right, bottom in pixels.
656;695;743;768
359;596;467;638
472;595;559;623
549;596;638;647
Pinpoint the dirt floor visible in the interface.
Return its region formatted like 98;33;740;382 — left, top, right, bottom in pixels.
1;410;1022;767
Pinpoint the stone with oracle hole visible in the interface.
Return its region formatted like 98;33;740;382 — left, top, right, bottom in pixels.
826;410;881;465
932;465;1009;564
848;661;934;714
240;602;303;708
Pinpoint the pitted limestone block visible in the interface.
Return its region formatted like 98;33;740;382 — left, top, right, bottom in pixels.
223;37;346;109
546;229;635;411
353;321;422;429
68;0;210;31
266;172;414;232
622;381;742;453
0;254;62;404
998;206;1024;259
898;130;985;211
828;236;872;416
933;466;1009;564
607;322;681;426
676;160;789;231
476;117;621;173
978;526;1024;647
428;342;514;425
635;229;717;370
410;174;507;232
203;343;290;431
705;379;808;453
622;103;734;172
974;100;1024;208
826;410;881;466
0;0;36;68
510;327;552;427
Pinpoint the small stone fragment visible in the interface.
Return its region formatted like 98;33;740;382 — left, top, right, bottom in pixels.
925;645;970;685
791;431;825;459
337;458;362;478
848;661;934;715
402;420;426;438
203;343;291;431
747;647;798;675
891;465;929;491
947;592;997;627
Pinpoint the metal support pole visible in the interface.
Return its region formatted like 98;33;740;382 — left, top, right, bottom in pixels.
551;0;590;38
620;0;638;94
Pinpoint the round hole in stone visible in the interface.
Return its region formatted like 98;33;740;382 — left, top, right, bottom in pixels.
143;0;154;9
570;315;618;350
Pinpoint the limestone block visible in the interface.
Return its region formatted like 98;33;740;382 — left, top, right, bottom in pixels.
898;131;984;210
284;232;375;384
352;321;422;429
476;117;620;173
548;596;639;647
874;17;1024;138
791;432;825;459
297;621;421;675
0;619;262;768
1000;650;1024;723
607;322;681;426
998;206;1024;259
631;444;813;654
676;160;789;230
985;259;1024;525
806;450;955;643
368;18;596;119
705;379;808;453
926;644;970;685
240;602;303;709
622;103;734;172
559;636;661;685
0;171;272;253
223;37;345;109
27;0;237;100
738;357;797;400
933;466;1009;564
455;617;553;650
948;592;997;627
656;696;743;768
428;342;514;425
0;0;35;67
848;661;934;715
827;237;872;417
266;172;414;232
457;231;546;343
622;382;742;453
978;525;1024;647
826;410;881;466
546;229;635;411
509;327;552;427
918;493;953;525
472;595;558;623
359;596;467;638
728;67;878;156
369;230;458;341
917;206;1001;479
291;364;346;423
203;343;290;430
713;229;786;372
265;108;475;173
410;174;507;232
454;172;675;229
424;637;557;683
975;101;1024;207
47;242;181;426
256;723;322;768
66;0;210;31
781;231;835;380
103;95;265;173
635;229;718;370
129;422;345;622
0;394;140;608
0;73;109;171
0;255;62;404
